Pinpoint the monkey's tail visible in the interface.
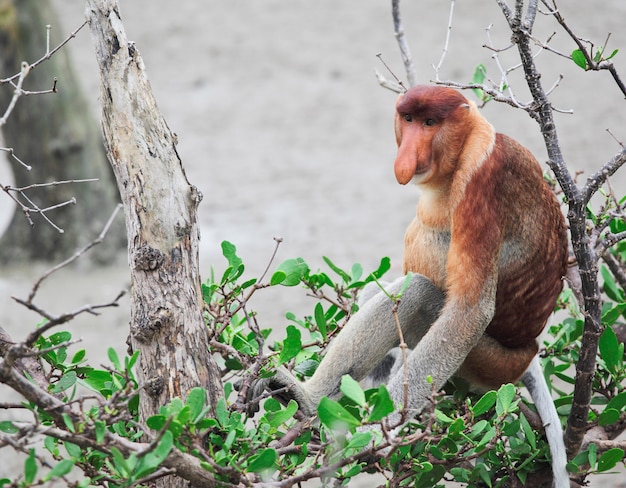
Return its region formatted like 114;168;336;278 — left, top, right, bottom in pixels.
521;355;569;488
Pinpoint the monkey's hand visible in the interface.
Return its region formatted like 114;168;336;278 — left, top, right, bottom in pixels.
236;366;317;417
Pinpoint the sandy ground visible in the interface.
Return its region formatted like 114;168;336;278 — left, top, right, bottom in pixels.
1;1;626;485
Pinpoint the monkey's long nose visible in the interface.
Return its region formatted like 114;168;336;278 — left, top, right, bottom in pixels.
394;149;418;185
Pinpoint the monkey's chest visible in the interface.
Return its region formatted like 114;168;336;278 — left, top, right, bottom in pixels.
403;217;449;290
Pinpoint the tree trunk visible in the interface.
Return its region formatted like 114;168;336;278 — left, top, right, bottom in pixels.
86;1;223;486
0;0;124;263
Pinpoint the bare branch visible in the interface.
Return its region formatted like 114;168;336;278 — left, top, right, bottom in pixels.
583;149;626;204
0;62;30;127
0;21;88;85
391;0;417;86
22;203;123;304
432;0;456;81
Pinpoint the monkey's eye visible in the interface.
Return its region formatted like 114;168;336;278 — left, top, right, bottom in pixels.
403;114;413;122
423;118;437;127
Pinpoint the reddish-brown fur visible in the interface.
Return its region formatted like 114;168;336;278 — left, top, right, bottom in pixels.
396;85;568;389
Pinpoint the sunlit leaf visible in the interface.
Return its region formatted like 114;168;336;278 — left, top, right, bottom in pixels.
24;449;37;484
318;397;360;429
186;387;207;422
340;375;365;406
599;326;621;372
472;390;497;416
597;448;624;472
496;383;516;415
368;385;395;422
273;258;308;286
43;460;74;481
247;448;277;473
572;49;587;69
323;256;350;283
278;326;302;364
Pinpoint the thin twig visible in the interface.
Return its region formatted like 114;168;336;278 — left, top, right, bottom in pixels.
0;62;30;127
25;203;123;303
391;0;417;86
0;21;88;85
433;0;456;81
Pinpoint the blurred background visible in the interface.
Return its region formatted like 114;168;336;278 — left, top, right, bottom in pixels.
1;1;625;483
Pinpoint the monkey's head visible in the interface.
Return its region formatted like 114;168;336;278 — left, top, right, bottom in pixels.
394;85;474;187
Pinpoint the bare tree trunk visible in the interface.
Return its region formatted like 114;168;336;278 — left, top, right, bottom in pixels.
86;1;223;486
0;0;124;263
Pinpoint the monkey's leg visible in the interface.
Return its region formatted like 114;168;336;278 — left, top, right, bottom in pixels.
302;274;444;409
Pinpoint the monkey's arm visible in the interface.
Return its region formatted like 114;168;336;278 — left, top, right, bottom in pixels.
257;274;444;416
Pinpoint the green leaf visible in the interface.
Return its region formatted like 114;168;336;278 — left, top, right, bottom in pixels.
267;400;299;428
278;326;302;364
323;256;351;283
108;348;122;371
346;431;373;450
62;413;75;433
221;241;243;270
597;447;624;472
472;390;497;416
0;421;18;434
520;413;536;449
24;449;37;484
598;408;620;426
340;375;366;406
370;257;391;280
50;371;77;394
314;303;328;339
472;64;487;84
294;359;319;377
43;459;74;481
64;442;81;459
82;370;113;393
110;447;129;477
49;331;72;345
434;409;454;424
593;47;603;63
269;270;286;285
599;326;621;372
367;385;395;422
606;48;619;61
350;263;363;283
318;397;360;430
95;420;106;444
601;265;624;302
137;431;174;477
602;302;626;325
572;49;587;69
186;387;207;422
496;383;516;415
273;258;309;286
247;448;277;473
71;349;86;364
146;414;167;431
606;391;626;411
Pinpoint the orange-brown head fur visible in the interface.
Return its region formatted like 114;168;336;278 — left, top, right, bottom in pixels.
394;85;474;188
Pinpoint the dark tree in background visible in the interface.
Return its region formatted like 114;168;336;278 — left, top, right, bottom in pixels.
0;0;123;263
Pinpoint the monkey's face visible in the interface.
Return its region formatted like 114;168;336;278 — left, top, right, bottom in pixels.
394;86;469;187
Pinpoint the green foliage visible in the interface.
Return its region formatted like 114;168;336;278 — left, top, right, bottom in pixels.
5;237;626;487
571;46;618;70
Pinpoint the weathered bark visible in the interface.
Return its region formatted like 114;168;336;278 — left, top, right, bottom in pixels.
0;0;124;263
86;1;223;486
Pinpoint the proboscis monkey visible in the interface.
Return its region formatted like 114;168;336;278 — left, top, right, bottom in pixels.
258;85;569;487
